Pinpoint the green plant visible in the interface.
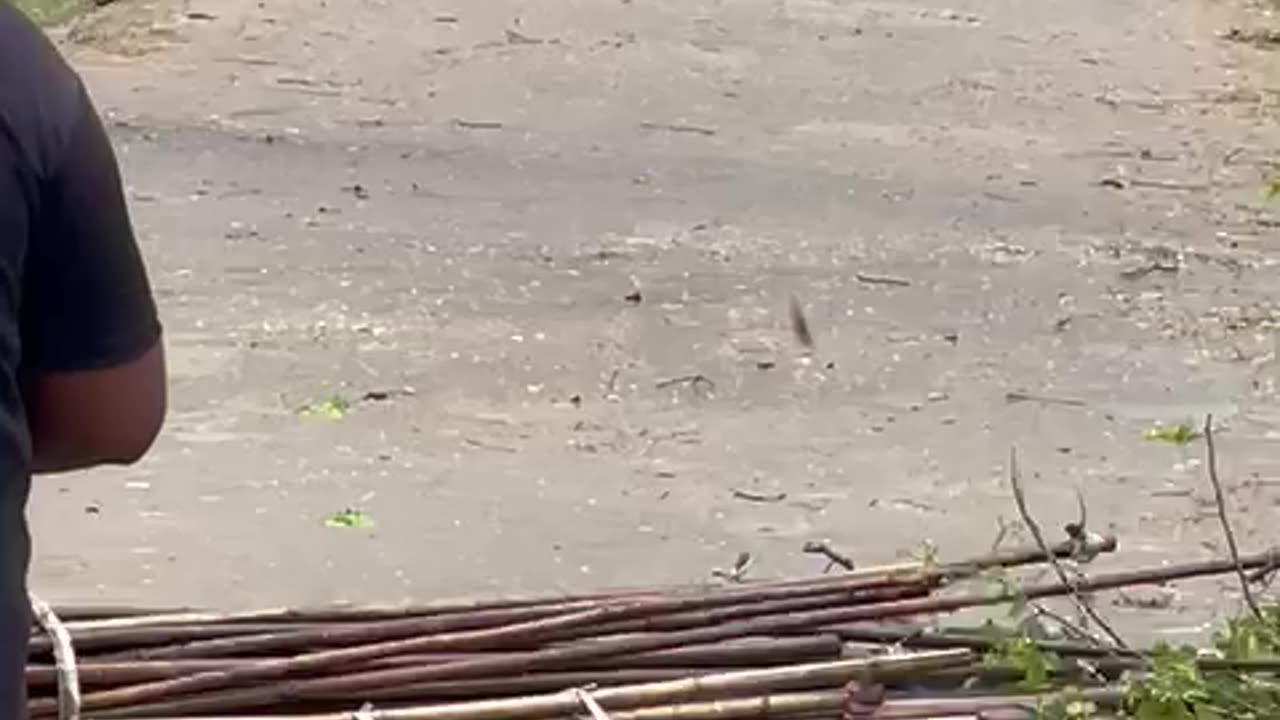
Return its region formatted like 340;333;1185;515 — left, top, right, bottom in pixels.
1037;690;1100;720
1124;645;1212;720
986;633;1058;691
1142;423;1200;446
1214;604;1280;660
298;395;350;420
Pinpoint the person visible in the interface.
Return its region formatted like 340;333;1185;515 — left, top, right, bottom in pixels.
0;3;168;715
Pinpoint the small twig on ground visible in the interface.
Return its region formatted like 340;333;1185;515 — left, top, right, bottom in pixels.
732;489;788;503
655;374;716;395
989;516;1012;554
802;541;855;573
854;272;912;287
789;295;814;349
711;552;753;583
1203;415;1264;621
1028;601;1103;645
1004;391;1088;408
1008;448;1132;652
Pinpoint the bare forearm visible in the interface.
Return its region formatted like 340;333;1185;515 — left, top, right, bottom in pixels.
23;342;167;475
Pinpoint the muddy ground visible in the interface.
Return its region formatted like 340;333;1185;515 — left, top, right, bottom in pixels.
26;0;1280;644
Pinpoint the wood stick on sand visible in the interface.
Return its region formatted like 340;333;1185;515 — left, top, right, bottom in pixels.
1202;414;1264;621
1008;447;1131;651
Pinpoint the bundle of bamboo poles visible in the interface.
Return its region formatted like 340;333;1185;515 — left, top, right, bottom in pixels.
24;538;1278;720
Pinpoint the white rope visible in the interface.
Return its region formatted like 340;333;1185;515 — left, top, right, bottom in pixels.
29;593;80;720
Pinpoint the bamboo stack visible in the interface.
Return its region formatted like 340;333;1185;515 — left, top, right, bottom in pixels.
24;538;1279;720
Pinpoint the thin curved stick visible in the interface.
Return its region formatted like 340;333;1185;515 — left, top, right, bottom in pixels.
1008;447;1131;652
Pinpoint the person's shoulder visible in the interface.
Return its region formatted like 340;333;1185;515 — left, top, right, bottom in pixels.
0;3;90;178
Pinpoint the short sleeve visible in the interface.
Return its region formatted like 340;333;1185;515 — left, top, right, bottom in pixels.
20;83;161;374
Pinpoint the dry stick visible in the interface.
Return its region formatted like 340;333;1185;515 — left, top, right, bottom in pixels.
1203;414;1264;621
75;552;1277;718
1008;448;1131;651
94;651;975;720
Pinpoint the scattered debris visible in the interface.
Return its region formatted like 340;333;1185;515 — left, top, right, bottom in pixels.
789;295;814;349
342;183;370;200
854;272;912;287
655;374;716;395
711;551;753;583
639;121;717;136
1098;175;1209;192
504;28;544;45
802;540;855;572
1004;391;1087;408
454;119;504;130
1222;26;1280;49
623;290;643;305
1119;259;1180;281
361;387;416;402
731;488;788;503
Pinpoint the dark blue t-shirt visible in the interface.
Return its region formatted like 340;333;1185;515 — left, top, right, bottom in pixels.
0;5;162;716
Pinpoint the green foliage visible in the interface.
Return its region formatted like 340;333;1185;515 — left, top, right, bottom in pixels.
324;508;374;529
985;633;1059;692
1124;645;1214;720
1265;176;1280;201
982;595;1280;720
1037;690;1100;720
1214;605;1280;660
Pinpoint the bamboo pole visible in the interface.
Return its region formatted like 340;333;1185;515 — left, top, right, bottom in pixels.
68;549;1271;717
57;579;932;716
26;636;844;691
93;650;975;720
28;623;330;657
101;600;607;662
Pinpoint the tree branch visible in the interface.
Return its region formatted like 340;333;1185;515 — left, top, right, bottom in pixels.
1202;414;1263;621
1008;447;1132;652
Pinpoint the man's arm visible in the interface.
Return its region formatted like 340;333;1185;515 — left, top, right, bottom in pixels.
21;79;166;474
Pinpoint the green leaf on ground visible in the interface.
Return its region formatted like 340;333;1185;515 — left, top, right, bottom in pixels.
299;395;351;420
324;509;374;529
1143;423;1200;446
1265;176;1280;201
